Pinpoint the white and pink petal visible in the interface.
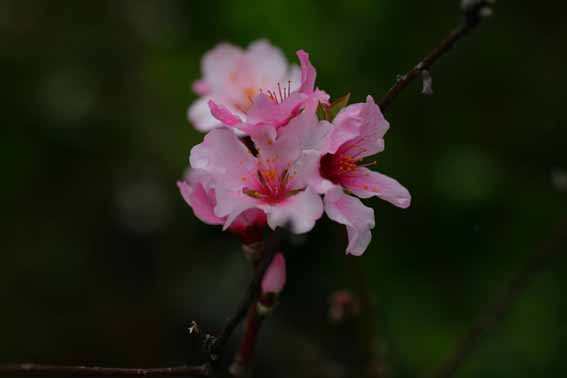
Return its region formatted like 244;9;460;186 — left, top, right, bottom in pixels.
177;169;225;225
189;128;257;188
324;188;375;256
202;43;243;90
342;167;411;208
246;40;288;85
264;187;324;234
188;97;222;132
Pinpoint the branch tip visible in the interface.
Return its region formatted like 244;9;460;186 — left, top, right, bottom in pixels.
461;0;495;24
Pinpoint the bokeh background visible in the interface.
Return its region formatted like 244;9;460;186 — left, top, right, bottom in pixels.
1;1;566;377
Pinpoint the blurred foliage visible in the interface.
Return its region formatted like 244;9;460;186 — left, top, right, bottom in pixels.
1;1;566;377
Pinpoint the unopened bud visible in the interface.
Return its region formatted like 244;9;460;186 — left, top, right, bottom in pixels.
261;253;286;295
328;290;361;323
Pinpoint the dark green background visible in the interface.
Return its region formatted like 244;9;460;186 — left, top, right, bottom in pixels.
1;1;565;377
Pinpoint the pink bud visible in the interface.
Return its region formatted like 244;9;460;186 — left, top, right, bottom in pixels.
328;290;361;323
261;253;286;295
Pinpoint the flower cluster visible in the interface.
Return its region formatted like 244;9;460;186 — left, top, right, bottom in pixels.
179;40;411;256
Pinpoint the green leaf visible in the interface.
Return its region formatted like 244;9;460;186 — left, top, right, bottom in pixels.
316;103;328;121
326;93;351;121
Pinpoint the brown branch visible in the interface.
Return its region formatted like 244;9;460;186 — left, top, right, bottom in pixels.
228;242;284;376
347;259;383;377
378;0;494;112
0;227;292;377
229;303;265;376
429;217;567;378
0;363;210;376
207;227;290;361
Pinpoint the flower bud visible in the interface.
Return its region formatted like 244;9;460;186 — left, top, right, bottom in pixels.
261;253;286;295
328;290;361;323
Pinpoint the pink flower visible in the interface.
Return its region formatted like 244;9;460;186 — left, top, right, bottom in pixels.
306;96;411;255
261;253;286;295
189;108;325;234
184;41;412;256
188;40;302;132
177;169;266;244
208;50;329;141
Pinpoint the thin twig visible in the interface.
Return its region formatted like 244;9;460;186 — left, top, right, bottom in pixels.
228;254;279;376
229;303;265;376
429;217;567;378
379;0;494;112
0;227;292;377
348;259;384;377
0;363;210;376
207;227;289;361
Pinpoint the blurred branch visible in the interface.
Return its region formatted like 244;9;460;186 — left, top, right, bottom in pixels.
0;364;210;376
429;216;567;378
348;259;386;378
0;227;292;377
228;235;288;375
229;303;265;376
207;227;289;362
379;0;494;112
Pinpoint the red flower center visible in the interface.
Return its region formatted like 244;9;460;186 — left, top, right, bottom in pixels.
320;152;376;184
242;160;300;204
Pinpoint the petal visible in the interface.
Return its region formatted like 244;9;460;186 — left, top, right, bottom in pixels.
261;253;287;295
202;43;243;90
360;96;389;139
328;104;362;154
297;50;316;94
177;177;224;225
312;88;330;106
230;208;267;232
330;96;389;158
324;188;375;256
246;39;288;84
341;167;411;208
238;121;277;142
190;128;257;188
297;150;338;194
192;79;210;96
286;64;302;92
265;187;323;234
208;99;242;126
188;97;222;132
340;96;389;158
259;106;332;165
213;186;261;230
247;92;305;127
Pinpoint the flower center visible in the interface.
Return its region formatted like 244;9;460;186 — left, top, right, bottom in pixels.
242;159;300;204
261;81;292;104
233;81;292;114
320;153;376;184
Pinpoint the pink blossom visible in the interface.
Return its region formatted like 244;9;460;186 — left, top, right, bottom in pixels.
189;111;325;234
177;169;266;244
261;253;286;295
207;50;329;140
188;40;302;132
306;96;411;255
184;41;412;256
